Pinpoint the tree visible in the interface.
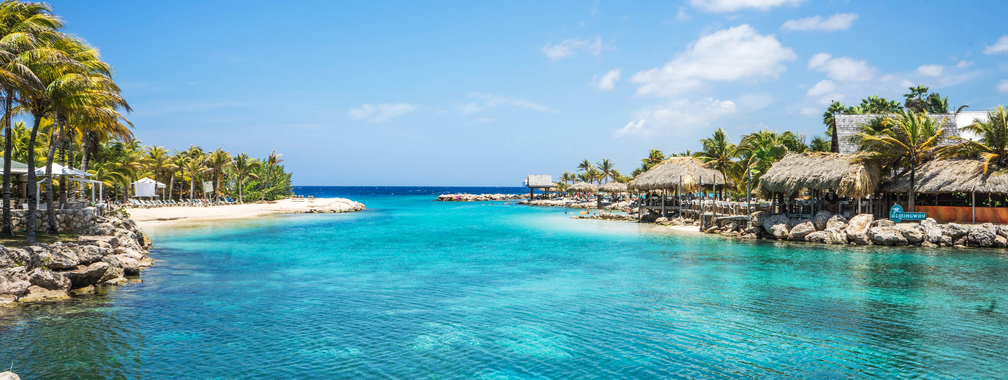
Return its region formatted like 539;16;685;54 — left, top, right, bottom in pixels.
858;110;945;212
205;148;231;201
595;158;613;183
822;100;846;152
231;153;260;203
737;129;788;179
261;149;282;201
144;146;173;200
698;128;737;189
809;136;831;152
576;158;591;175
941;106;1008;174
182;154;206;200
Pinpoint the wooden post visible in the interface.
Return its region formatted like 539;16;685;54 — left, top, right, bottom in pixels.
661;188;666;217
972;191;976;224
678;176;682;218
530;188;534;201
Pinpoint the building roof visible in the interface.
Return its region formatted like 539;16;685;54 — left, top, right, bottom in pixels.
758;152;880;199
600;181;628;193
526;174;553;188
627;156;732;192
881;158;1008;194
833;113;966;154
567;182;598;193
0;158;29;174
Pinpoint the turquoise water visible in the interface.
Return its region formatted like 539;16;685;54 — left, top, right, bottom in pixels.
2;187;1007;378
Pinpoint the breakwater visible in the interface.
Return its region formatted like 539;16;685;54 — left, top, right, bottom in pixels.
0;215;153;304
436;193;526;202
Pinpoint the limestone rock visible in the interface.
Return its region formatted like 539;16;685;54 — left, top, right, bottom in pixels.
74;244;106;265
41;243;80;270
812;211;833;231
0;371;21;380
0;267;30;297
943;223;970;241
654;217;668;225
0;247;13;268
103;254;140;275
764;214;792;240
846;214;874;245
69;285;95;296
789;221;816;241
822;228;848;245
869;226;907;246
871;219;895;228
750;211;768;228
100;264;125;284
64;262;110;288
28;268;70;291
826;215;848;231
920;218;943;244
968;224;997;248
805;231;827;243
897;224;925;245
18;285;68;302
995;235;1007;248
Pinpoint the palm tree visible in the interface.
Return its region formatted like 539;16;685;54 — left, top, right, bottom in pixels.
941;106;1008;174
144;145;173;200
576;158;591;175
261;149;282;201
858;110;945;212
0;1;62;237
641;148;664;169
182;154;207;200
206;148;231;202
559;171;574;185
809;136;831;152
823;100;846;151
698;128;737;189
167;151;185;201
231;153;260;203
737;129;787;178
595;158;613;183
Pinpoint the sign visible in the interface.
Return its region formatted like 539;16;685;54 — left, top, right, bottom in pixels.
203;181;213;193
890;204;926;222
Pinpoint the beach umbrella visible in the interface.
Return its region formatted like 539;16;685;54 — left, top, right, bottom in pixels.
600;181;628;193
567;182;599;193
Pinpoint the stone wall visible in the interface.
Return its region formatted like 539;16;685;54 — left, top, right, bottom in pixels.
10;207;103;232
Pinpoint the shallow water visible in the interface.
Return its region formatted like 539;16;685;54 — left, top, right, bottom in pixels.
2;187;1007;378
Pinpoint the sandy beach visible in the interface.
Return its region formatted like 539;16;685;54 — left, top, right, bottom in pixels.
128;198;365;229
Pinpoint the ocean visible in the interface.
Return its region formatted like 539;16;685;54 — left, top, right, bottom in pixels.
1;186;1006;378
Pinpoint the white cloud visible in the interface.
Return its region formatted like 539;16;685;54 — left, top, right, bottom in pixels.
630;24;795;97
594;68;621;91
999;80;1008;93
957;60;974;68
916;64;943;77
542;37;602;61
690;0;804;12
676;7;691;21
807;53;875;82
781;13;858;31
457;93;555;114
614;98;736;137
347;103;416;123
798;107;819;116
806;79;836;96
984;35;1008;55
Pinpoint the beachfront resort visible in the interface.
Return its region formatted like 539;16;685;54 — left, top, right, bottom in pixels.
3;0;1008;378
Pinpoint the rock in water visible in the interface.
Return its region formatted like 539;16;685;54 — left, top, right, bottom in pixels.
823;228;848;245
28;268;70;291
64;262;110;288
789;221;816;241
750;211;768;228
0;371;21;380
869;226;908;246
812;211;832;231
826;215;848;231
969;224;997;247
763;214;791;240
897;224;925;245
846;214;874;245
920;218;943;244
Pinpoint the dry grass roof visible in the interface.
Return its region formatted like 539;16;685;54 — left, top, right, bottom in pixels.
567;182;599;193
627;157;732;192
758;152;880;199
600;181;628;193
527;174;553;188
881;158;1008;194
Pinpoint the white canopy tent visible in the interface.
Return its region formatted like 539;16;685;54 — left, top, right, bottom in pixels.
35;163;103;208
34;162;93;178
132;177;166;198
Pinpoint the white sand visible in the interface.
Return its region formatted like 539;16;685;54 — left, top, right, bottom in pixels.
664;224;704;235
128;198;365;229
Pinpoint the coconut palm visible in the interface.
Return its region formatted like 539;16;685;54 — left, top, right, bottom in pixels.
559;171;574;185
182;154;207;200
595;158;613;183
641;148;664;168
576;158;591;174
858;110;945;212
167;150;185;201
698;128;737;188
231;152;260;203
737;129;787;178
205;148;231;201
941;106;1008;174
144;145;173;200
261;149;283;201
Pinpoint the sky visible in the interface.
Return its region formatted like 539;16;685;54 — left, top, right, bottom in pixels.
46;0;1008;185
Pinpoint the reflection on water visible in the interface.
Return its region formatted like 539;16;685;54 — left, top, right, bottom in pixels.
1;193;1007;378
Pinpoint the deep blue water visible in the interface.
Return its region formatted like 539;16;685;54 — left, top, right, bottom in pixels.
1;186;1007;379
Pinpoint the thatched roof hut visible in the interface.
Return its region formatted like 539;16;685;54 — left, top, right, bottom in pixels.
758;152;879;199
881;158;1008;194
600;181;628;193
568;182;599;193
527;175;554;189
627;157;732;192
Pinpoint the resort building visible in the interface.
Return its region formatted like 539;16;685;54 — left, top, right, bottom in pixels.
526;174;555;200
832;111;987;153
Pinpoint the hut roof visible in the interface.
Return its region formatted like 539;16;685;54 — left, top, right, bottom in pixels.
757;152;880;199
627;157;732;192
567;182;599;193
881;158;1008;194
527;174;553;188
834;113;962;154
600;181;628;193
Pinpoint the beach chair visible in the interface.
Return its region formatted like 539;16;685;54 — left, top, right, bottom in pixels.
307;196;314;203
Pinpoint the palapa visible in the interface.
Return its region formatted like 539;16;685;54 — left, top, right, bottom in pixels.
627;157;732;192
567;182;599;193
881;157;1008;194
600;181;628;193
758;152;880;199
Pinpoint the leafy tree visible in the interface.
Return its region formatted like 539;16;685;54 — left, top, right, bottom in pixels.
941;106;1008;174
858;110;945;212
595;158;613;183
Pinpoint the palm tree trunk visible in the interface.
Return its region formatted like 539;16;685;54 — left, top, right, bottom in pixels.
168;172;174;201
2;91;13;236
909;165;916;212
26;115;42;243
239;179;244;203
44;119;59;235
79;133;90;195
58;133;66;207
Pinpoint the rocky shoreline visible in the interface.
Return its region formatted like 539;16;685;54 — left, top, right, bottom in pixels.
436;193;526;202
655;210;1008;249
518;198;636;210
0;215;153;305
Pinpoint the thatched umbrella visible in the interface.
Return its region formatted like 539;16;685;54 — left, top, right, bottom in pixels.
627;157;732;192
600;181;628;193
567;182;599;193
758;152;880;199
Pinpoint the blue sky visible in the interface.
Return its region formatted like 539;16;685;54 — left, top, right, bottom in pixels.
48;0;1008;185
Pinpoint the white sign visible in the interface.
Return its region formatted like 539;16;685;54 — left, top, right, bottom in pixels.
203;181;213;193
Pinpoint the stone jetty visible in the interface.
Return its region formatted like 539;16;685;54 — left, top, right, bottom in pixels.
436;194;526;202
519;198;636;211
0;215;154;304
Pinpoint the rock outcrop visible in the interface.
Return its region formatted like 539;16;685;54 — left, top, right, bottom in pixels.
788;221;816;241
764;214;792;240
437;193;526;202
0;214;153;304
846;214;874;245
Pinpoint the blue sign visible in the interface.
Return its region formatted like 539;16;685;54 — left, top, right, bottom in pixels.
890;204;926;222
